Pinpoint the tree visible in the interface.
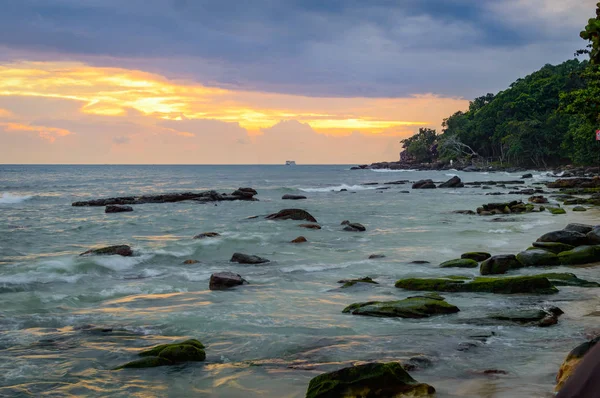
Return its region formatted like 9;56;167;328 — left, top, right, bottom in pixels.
400;128;437;163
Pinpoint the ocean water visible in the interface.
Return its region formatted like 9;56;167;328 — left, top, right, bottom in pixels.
0;164;599;397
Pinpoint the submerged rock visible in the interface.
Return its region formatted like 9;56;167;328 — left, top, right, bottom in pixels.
440;258;479;268
532;242;575;254
80;245;133;257
209;272;248;290
343;223;366;232
488;307;562;327
537;230;590;247
480;255;522;275
438;176;464;188
369;254;386;259
73;189;258;206
558;246;600;265
412;179;436;189
338;277;379;288
556;337;600;393
230;253;270;264
536;272;600;287
461;252;491;262
116;339;206;369
516;249;559;267
193;232;221;239
282;194;307;200
266;209;317;222
182;259;200;265
299;223;321;230
306;362;435;398
343;297;459;318
291;236;307;243
105;205;133;213
410;260;430;264
572;206;587;212
395;275;558;294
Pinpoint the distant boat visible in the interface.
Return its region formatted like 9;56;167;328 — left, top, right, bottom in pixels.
285;160;296;166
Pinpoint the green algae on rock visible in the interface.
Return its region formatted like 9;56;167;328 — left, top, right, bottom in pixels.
115;356;173;369
306;362;435;398
439;258;479;268
395;275;558;294
116;339;206;370
548;207;567;215
342;297;459;318
535;273;600;287
461;252;491;262
532;242;575;254
558;245;600;265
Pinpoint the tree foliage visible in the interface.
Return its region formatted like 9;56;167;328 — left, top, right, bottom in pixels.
400;128;437;163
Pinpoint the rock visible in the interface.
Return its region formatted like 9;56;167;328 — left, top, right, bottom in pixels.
528;195;548;204
558;246;600;265
440;258;479;268
343;296;459;318
209;272;247;290
343;223;366;232
438;176;464;188
115;339;206;369
402;356;434;372
548;207;567;215
230;253;270;264
587;227;600;244
573;206;587;212
453;210;476;215
461;252;491;262
306;362;435;398
536;272;600;287
410;260;430;264
480;255;522;275
488;307;562;327
182;259;200;264
266;209;317;222
291;236;307;243
282;194;307;200
299;223;321;230
555;337;600;392
521;173;533;179
564;223;594;234
532;242;575;254
516;249;559;267
547;177;600;189
231;187;258;199
395;275;558;294
105;205;134;213
80;245;133;257
537;230;590;247
412;179;436;189
73;189;258;206
369;254;386;259
384;180;409;185
193;232;220;239
341;220;350;225
338;277;379;288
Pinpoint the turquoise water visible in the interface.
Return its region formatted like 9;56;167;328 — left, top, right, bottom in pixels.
1;165;599;397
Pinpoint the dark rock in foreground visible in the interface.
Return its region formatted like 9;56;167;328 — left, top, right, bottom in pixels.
105;205;133;213
558;246;600;265
282;194;307;200
266;209;317;222
115;339;206;369
80;245;133;257
412;179;436;189
564;223;594;234
209;272;247;290
73;189;258;206
438;176;464;188
343;296;459;318
306;362;435;398
480;255;522;275
555;337;600;393
395;275;558;294
537;230;590;247
230;253;270;264
343;222;366;232
532;242;575;254
516;249;559;267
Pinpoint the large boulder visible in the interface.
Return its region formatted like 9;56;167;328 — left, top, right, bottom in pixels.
343;296;459;318
80;245;133;257
395;275;558;295
586;227;600;244
516;249;559;267
282;194;307;200
532;242;575;254
440;258;479;268
105;205;134;213
266;209;317;222
480;255;522;275
556;337;600;393
536;230;590;247
306;362;435;398
412;179;436;189
231;187;258;199
115;339;206;369
230;253;270;264
461;252;491;262
558;246;600;265
209;272;247;290
438;176;464;188
343;223;366;232
564;223;594;234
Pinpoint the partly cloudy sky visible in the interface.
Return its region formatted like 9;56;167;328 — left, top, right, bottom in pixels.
0;0;595;164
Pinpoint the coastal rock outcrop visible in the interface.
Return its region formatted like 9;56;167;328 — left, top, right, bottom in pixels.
412;179;436;189
105;205;133;213
115;339;206;369
306;362;435;398
342;296;459;318
438;176;464;188
80;245;133;257
209;272;247;290
532;242;575;254
266;209;317;222
536;230;590;246
73;189;259;206
557;246;600;265
230;253;270;264
395;275;558;294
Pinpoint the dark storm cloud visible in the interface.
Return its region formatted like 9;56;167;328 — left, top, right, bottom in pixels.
0;0;594;97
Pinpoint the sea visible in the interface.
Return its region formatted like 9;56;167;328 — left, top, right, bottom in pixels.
0;164;599;397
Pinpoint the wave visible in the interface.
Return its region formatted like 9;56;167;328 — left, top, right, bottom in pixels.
445;173;458;177
299;184;379;192
370;169;416;173
0;193;33;204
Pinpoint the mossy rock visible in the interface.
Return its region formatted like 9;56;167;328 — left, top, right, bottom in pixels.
116;339;206;369
572;206;587;212
558;245;600;265
440;258;479;268
516;249;559;267
139;339;205;357
532;242;575;254
537;230;590;247
480;255;522;275
488;308;561;327
536;273;600;287
158;344;206;362
461;252;491;262
548;207;567;215
115;356;173;370
342;297;459;318
339;277;379;288
306;362;435;398
395;275;558;295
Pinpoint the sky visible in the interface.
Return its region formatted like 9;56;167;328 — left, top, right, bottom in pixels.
0;0;595;164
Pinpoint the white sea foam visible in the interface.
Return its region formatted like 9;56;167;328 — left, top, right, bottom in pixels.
0;193;33;204
91;254;151;271
281;262;355;273
299;184;379;192
445;173;458;177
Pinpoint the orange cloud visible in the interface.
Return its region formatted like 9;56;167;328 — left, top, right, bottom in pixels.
0;61;467;135
0;122;74;142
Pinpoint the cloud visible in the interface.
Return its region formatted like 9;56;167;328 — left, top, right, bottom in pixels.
112;135;129;145
0;0;594;97
0;121;73;142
